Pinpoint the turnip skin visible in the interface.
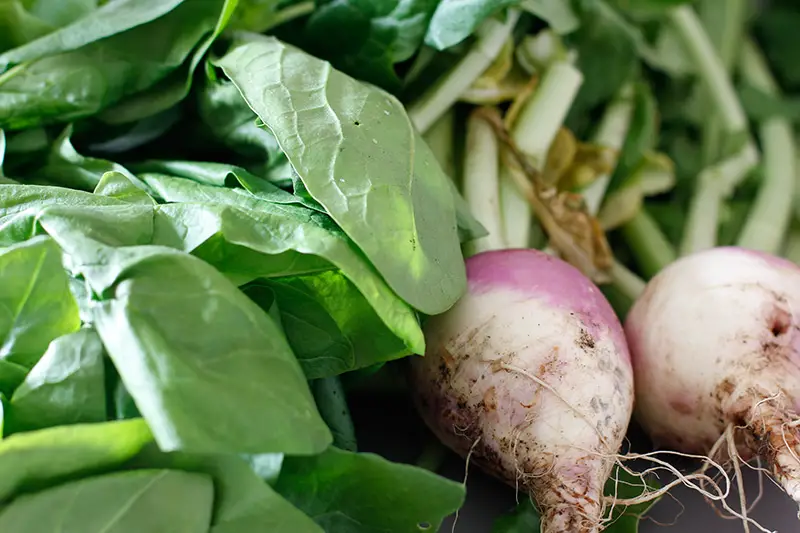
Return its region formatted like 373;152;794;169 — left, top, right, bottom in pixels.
625;246;800;506
409;249;634;533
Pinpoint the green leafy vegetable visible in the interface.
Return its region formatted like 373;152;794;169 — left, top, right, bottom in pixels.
218;37;467;315
0;419;153;501
0;235;80;369
275;446;466;533
5;328;107;434
292;0;439;89
0;469;214;532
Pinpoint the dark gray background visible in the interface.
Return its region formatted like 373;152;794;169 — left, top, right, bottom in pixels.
349;389;797;532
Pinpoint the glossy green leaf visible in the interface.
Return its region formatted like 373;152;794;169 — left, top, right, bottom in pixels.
0;469;214;533
0;0;186;68
0;236;80;368
99;0;238;125
426;0;519;50
275;447;466;533
145;175;425;356
0;1;53;54
218;37;466;315
0;419;153;501
90;246;332;454
310;376;357;452
291;0;439;89
0;358;26;397
129;445;322;533
247;271;410;379
6;328;107;434
0;0;224;130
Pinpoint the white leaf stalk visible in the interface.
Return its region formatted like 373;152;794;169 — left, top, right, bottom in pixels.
736;39;796;254
408;10;521;134
501;61;583;248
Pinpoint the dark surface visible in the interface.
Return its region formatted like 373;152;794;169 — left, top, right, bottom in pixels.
349;387;798;532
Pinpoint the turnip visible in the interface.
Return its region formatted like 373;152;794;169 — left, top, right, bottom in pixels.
625;246;800;512
409;248;634;533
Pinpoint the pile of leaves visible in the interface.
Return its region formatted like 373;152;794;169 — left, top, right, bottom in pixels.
1;0;798;531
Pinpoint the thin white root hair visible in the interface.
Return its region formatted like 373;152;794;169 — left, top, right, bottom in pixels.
451;436;482;533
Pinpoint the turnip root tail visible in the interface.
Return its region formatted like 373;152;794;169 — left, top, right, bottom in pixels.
742;396;800;510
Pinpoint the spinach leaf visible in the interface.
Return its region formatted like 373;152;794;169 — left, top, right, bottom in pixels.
5;328;107;434
145;175;425;356
89;246;332;454
275;447;466;533
196;69;292;178
0;0;225;130
291;0;439;90
218;37;467;315
310;376;358;452
129;445;323;533
0;419;153;501
0;469;214;533
17;0;97;29
0;359;27;398
246;271;410;379
0;236;80;369
426;0;520;50
0;0;186;69
99;0;239;125
94;171;155;206
0;1;53;53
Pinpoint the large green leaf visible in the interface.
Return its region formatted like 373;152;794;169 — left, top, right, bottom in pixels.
290;0;439;89
275;447;466;532
88;246;332;454
0;236;80;369
0;469;214;533
0;0;186;68
251;272;410;379
0;0;224;129
218;37;466;315
129;445;323;533
0;419;153;501
5;328;107;434
99;0;239;124
145;175;425;356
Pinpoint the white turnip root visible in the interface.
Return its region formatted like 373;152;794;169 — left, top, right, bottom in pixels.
625;246;800;511
409;249;634;533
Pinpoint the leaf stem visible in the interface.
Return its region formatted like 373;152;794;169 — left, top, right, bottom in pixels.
735;39;796;254
500;61;583;248
621;208;677;278
582;83;636;215
668;5;748;135
679;142;758;255
609;260;645;302
407;10;520;134
697;0;747;165
463;110;506;256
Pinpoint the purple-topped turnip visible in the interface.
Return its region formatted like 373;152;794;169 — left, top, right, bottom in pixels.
409;249;634;533
625;246;800;510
